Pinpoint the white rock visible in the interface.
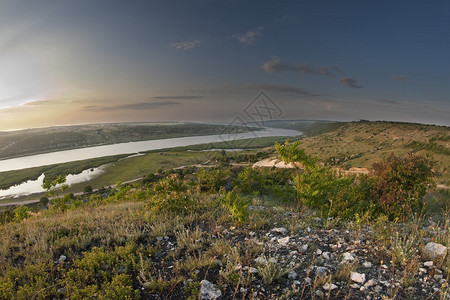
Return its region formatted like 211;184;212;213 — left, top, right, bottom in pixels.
272;227;289;235
299;244;309;254
351;272;366;284
288;271;298;280
362;261;372;268
322;283;338;291
342;252;355;262
249;267;259;274
424;242;447;260
255;257;266;264
424;261;434;267
322;252;330;260
269;257;277;264
350;283;360;289
278;236;290;246
200;280;222;300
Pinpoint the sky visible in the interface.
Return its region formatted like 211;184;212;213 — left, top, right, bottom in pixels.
0;0;449;130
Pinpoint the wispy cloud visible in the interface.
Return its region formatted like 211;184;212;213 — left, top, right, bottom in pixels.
262;57;339;78
152;95;203;100
339;77;362;89
234;26;263;45
85;101;180;111
391;74;409;82
170;39;200;50
245;83;318;96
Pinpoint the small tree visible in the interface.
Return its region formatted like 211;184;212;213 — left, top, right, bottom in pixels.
14;205;30;222
275;140;316;213
42;175;68;197
370;153;435;220
39;196;49;208
83;185;93;193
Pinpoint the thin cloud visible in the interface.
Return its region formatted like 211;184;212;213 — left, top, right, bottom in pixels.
85;101;180;111
170;39;200;50
152;95;203;100
234;26;263;45
262;57;339;78
339;77;362;89
391;74;409;82
245;83;318;96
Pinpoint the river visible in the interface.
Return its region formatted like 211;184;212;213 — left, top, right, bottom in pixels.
0;127;301;172
0;127;302;200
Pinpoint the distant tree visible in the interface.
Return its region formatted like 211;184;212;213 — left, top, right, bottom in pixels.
39;196;49;208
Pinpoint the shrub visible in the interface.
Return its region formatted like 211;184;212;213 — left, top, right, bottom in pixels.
83;185;93;193
370;153;435;220
13;206;31;222
218;188;251;224
196;168;230;192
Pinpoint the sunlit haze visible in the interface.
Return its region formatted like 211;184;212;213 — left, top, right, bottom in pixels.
0;0;449;130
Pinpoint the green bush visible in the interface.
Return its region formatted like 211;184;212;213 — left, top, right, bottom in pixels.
13;205;31;222
218;188;251;224
370;153;435;220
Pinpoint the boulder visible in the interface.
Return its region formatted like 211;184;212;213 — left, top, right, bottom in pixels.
200;280;222;300
424;242;447;260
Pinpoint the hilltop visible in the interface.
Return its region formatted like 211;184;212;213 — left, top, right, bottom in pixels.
292;121;450;185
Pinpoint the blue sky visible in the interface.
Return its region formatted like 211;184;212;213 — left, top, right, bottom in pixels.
0;0;449;129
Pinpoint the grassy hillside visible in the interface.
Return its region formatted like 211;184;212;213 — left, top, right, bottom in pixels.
298;121;450;185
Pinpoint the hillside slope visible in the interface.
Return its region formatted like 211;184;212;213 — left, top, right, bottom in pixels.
298;121;450;185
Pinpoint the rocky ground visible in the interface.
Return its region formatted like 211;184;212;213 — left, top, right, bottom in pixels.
140;209;449;300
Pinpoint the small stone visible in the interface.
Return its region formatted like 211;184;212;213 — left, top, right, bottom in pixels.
200;280;222;300
249;267;258;274
351;272;366;284
272;227;289;235
424;242;447;260
307;227;311;233
419;267;427;274
156;236;163;241
278;237;290;246
363;261;372;268
424;261;433;267
342;252;355;262
288;271;298;280
435;274;444;280
364;279;376;288
269;257;277;264
315;290;324;297
299;244;309;254
315;249;322;255
293;280;301;286
350;283;360;289
234;264;242;271
315;266;329;277
58;255;67;262
290;250;298;255
255;257;266;264
375;286;383;293
322;283;338;291
322;252;330;260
